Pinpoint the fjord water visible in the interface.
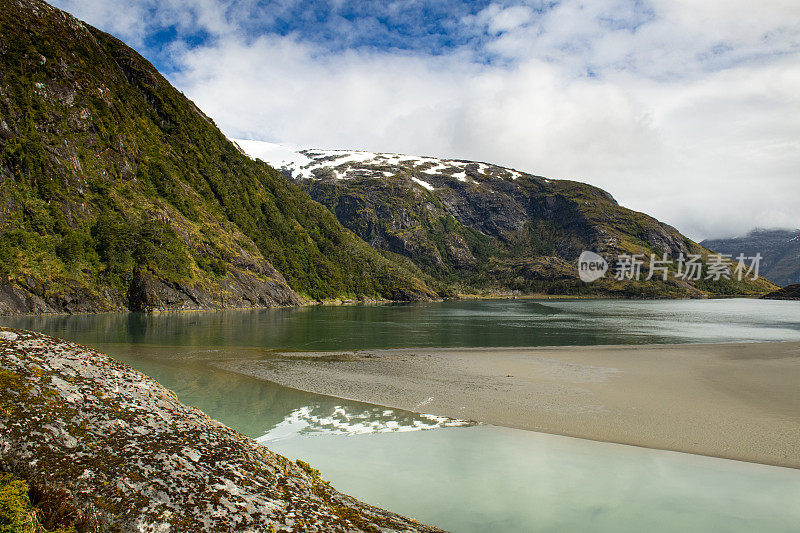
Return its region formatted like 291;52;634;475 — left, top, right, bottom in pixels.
7;298;800;351
267;427;800;533
4;299;800;532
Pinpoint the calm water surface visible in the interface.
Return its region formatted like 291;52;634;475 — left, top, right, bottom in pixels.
5;298;800;350
3;299;800;532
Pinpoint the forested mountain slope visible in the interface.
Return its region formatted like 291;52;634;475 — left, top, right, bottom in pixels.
0;0;434;314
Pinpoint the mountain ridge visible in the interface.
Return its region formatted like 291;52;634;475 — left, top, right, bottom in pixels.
238;140;777;298
0;0;777;317
761;283;800;300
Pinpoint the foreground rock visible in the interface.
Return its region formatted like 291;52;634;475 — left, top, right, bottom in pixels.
0;328;443;532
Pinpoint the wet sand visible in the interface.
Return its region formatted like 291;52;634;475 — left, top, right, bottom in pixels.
215;341;800;469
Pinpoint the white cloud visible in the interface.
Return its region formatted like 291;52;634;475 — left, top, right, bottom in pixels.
51;0;235;46
53;0;800;240
469;4;535;34
52;0;152;45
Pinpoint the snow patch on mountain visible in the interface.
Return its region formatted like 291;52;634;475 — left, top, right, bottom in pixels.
233;139;543;187
411;177;435;191
234;139;311;169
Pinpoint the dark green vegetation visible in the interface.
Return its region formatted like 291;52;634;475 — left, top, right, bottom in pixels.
0;472;75;533
292;156;777;298
702;229;800;287
296;460;330;485
0;0;433;314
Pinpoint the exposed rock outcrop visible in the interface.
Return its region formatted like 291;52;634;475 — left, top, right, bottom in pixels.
0;261;305;315
0;328;443;532
125;266;304;313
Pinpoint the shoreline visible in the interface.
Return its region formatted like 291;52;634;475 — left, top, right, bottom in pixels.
214;341;800;469
0;292;774;318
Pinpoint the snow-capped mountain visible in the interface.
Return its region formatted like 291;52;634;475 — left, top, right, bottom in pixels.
233;139;775;298
234;139;543;188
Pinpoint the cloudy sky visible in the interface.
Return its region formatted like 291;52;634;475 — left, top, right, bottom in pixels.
53;0;799;240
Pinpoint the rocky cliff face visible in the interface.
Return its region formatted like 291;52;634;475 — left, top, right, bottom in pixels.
0;327;443;532
241;143;777;297
702;229;800;287
0;260;304;315
0;0;435;315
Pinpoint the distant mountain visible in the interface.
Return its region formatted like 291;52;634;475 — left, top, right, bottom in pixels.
761;283;800;300
702;229;800;287
0;0;435;314
240;141;777;298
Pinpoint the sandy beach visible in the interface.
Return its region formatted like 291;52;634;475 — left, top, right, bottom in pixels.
215;341;800;469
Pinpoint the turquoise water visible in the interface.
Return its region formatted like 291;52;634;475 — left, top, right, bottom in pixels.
268;427;800;533
5;298;800;351
3;299;800;532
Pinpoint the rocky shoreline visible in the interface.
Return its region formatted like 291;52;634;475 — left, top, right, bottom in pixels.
0;328;443;532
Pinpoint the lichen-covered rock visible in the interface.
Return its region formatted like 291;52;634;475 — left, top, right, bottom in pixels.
0;328;443;532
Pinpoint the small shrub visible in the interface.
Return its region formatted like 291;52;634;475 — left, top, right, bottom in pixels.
0;472;76;533
295;460;328;485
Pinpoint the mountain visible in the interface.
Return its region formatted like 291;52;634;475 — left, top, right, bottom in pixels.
702;229;800;287
761;283;800;300
0;0;435;314
238;141;778;298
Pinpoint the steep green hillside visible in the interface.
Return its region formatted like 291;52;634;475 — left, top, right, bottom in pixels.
0;0;434;313
254;146;777;297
